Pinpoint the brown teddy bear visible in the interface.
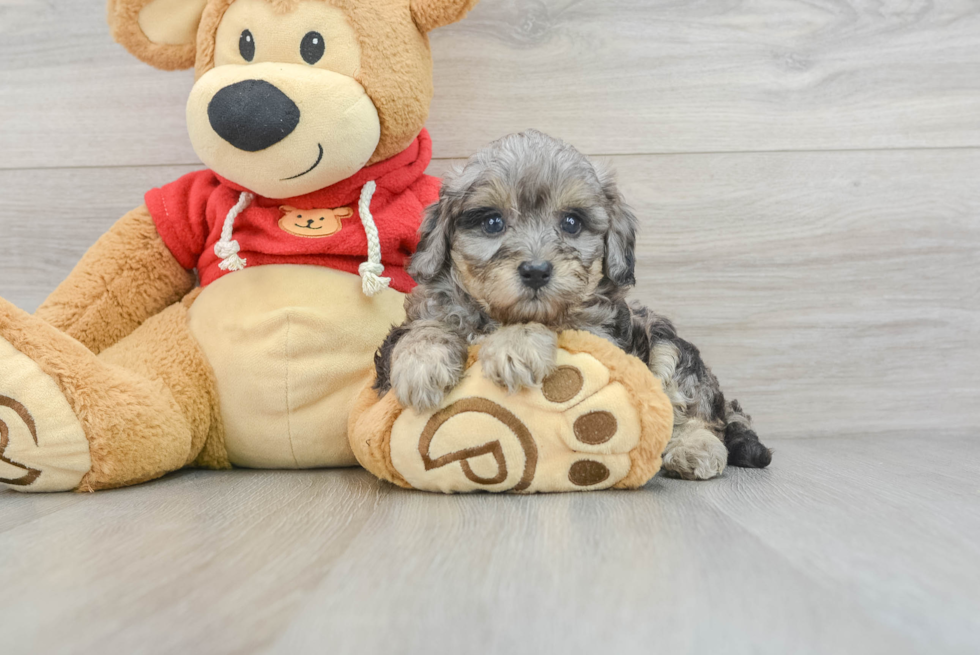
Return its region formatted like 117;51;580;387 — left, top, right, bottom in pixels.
0;0;480;492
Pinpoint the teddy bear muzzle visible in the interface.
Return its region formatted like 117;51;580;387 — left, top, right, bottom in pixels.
186;62;381;199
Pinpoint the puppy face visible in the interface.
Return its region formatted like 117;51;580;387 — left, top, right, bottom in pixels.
412;130;637;325
448;170;607;325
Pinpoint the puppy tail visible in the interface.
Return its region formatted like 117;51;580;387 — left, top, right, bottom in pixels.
723;400;772;468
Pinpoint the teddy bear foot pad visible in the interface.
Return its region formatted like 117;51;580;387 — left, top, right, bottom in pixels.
0;301;92;492
349;331;674;494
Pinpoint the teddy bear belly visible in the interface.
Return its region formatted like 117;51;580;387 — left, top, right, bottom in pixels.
187;264;406;469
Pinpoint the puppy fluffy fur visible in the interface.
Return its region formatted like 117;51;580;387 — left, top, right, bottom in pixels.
376;130;771;480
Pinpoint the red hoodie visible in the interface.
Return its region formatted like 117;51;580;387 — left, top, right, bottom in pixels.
145;130;439;294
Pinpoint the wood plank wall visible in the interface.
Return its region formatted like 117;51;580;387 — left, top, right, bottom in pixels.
0;0;977;438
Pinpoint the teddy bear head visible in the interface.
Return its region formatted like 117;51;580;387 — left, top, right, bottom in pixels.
108;0;478;199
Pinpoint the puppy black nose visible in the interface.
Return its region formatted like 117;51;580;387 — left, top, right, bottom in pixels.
207;80;300;152
518;260;553;290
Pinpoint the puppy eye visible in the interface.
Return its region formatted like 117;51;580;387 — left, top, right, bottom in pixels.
483;214;506;235
239;30;255;62
301;31;325;65
561;213;583;235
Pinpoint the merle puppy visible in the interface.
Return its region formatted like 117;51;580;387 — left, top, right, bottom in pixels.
374;130;771;480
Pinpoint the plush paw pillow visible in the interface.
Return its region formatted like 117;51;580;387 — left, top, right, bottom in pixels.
349;331;673;493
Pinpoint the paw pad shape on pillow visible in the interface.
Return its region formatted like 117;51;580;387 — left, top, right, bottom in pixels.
349;331;674;494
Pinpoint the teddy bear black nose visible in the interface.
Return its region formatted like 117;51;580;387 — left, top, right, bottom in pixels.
207;79;301;152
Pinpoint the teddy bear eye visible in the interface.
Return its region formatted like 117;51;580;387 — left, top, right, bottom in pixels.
239;30;255;62
301;31;325;65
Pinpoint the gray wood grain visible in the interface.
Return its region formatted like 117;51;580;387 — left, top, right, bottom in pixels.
0;164;200;311
1;2;978;653
703;435;980;650
1;435;978;655
3;148;976;439
0;469;387;654
3;0;980;169
605;149;980;440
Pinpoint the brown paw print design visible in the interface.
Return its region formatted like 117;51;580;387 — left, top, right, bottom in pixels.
0;395;41;486
387;347;650;494
278;205;354;238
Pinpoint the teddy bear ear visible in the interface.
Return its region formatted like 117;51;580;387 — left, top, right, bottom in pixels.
107;0;209;71
410;0;480;33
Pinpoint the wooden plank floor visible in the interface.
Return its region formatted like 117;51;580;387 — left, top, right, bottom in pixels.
4;1;980;166
1;148;977;439
2;434;978;654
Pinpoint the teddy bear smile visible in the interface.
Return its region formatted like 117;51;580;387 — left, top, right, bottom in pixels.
281;143;324;181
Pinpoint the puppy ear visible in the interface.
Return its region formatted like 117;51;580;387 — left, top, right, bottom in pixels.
409;195;456;284
107;0;207;70
598;166;638;287
411;0;480;33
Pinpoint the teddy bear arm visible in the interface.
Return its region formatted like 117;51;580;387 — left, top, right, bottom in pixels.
35;205;196;354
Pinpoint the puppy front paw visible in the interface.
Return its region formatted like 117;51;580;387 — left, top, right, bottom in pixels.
390;329;466;412
479;324;558;393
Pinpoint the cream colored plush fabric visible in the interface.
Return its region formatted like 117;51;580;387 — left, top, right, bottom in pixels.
0;339;91;493
138;0;208;46
350;331;674;494
189;265;405;468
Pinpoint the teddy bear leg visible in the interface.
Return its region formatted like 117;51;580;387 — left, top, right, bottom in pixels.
0;292;224;493
34;205;196;355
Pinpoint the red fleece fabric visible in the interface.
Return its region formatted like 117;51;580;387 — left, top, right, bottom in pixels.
145;130;439;294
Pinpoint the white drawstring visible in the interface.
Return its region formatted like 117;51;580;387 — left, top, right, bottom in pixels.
213;184;388;297
357;180;390;297
214;191;254;271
